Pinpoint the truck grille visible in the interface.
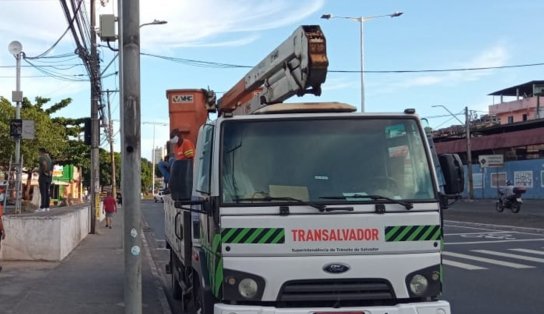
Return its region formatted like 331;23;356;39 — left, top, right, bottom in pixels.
277;279;395;307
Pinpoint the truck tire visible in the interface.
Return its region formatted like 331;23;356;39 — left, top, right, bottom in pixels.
194;271;214;314
170;251;182;300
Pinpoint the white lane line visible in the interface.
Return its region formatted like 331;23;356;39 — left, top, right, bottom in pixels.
446;238;544;245
509;248;544;256
443;259;487;270
443;251;534;269
445;231;513;236
445;220;544;236
473;250;544;263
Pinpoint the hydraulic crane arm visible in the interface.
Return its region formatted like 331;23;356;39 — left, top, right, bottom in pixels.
218;25;328;115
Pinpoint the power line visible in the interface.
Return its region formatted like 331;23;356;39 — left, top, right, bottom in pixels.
331;62;544;74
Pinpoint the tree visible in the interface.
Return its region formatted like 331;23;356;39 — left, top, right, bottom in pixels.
0;96;82;201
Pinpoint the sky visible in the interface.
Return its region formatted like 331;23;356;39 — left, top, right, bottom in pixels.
1;0;543;161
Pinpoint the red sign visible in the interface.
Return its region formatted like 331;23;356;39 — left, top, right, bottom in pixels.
292;228;379;242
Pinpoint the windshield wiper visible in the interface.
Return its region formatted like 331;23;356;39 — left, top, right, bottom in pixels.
320;194;413;210
235;196;328;212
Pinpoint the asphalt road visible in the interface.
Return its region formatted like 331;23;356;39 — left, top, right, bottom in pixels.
141;199;544;314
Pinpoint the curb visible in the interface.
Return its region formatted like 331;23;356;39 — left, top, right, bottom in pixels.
141;221;172;314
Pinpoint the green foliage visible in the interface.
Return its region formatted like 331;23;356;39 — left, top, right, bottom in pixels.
0;96;68;168
1;96;154;194
141;158;153;193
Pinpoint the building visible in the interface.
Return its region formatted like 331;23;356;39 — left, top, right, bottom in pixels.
433;81;544;199
152;146;165;164
488;80;544;124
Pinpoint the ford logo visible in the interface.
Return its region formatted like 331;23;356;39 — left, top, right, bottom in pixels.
323;263;350;274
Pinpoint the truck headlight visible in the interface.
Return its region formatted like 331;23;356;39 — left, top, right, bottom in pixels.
409;274;428;296
238;278;258;299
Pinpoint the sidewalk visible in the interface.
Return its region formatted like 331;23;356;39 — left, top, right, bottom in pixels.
0;205;171;314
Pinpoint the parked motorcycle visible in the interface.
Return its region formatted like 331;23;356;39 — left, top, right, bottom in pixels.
496;186;526;213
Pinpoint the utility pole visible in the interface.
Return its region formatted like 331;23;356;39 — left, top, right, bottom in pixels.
105;89;119;198
89;0;100;234
432;104;473;199
121;0;142;312
465;107;474;199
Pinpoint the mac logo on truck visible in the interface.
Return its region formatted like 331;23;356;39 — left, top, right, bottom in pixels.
171;94;194;103
323;263;350;274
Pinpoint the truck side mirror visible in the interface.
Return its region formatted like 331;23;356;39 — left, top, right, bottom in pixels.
438;154;464;195
169;159;193;201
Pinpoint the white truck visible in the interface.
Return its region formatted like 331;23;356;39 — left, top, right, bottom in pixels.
164;25;464;314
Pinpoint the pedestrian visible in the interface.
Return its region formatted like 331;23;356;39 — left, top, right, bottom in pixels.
103;192;117;229
37;147;52;212
0;186;6;272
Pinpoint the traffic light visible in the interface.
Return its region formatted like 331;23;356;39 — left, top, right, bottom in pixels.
84;118;92;145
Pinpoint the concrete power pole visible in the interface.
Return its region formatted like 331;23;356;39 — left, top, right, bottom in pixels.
90;0;100;234
121;0;143;312
465;107;474;199
105;89;119;198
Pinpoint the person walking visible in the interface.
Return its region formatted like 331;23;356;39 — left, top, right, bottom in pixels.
37;148;52;212
103;192;117;229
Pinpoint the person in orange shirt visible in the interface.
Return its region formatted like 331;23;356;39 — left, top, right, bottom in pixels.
170;128;195;160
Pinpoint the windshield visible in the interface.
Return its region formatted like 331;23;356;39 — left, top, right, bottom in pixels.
220;117;436;205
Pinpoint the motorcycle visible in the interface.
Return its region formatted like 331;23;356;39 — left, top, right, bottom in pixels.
496;186;526;213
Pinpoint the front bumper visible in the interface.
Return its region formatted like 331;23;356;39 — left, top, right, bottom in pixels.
214;300;450;314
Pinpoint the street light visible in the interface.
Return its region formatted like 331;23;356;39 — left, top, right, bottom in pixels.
321;11;403;112
140;19;167;29
432;105;474;199
142;121;168;194
8;40;24;213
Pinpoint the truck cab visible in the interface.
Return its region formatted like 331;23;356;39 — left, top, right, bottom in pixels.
163;25;463;314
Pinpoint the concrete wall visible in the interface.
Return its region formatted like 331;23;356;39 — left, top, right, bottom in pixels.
0;206;89;261
464;159;544;199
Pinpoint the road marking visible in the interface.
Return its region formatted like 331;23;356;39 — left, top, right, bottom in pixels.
445;231;514;236
458;232;516;240
509;248;544;256
446;238;544;245
445;220;544;236
473;249;544;263
443;259;487;270
443;251;534;269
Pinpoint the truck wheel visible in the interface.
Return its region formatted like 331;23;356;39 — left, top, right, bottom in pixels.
194;274;214;314
170;252;182;300
511;203;521;213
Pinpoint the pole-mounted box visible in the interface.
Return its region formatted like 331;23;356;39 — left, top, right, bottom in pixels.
99;14;117;42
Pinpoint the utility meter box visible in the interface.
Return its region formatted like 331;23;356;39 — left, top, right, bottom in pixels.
99;14;116;41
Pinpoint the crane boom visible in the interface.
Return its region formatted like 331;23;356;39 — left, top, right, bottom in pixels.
218;25;328;115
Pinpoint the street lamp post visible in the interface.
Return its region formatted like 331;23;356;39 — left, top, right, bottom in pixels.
143;121;167;195
432;105;474;199
8;41;24;213
321;11;403;112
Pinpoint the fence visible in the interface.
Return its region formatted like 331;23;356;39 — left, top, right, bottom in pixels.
464;159;544;199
